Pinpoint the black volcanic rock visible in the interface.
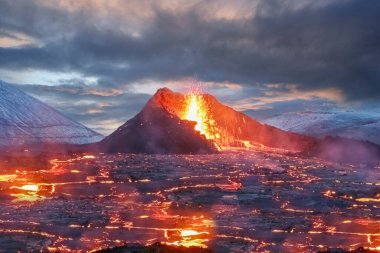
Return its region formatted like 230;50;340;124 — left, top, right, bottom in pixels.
100;90;217;154
318;247;377;253
96;242;212;253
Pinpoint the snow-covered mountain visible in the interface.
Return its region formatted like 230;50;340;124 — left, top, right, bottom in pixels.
0;81;103;147
262;110;380;145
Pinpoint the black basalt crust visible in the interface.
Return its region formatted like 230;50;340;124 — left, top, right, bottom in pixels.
95;242;213;253
318;247;377;253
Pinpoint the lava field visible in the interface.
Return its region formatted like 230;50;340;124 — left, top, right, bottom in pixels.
0;149;379;252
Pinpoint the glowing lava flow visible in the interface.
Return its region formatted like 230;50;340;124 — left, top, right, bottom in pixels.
14;184;39;192
162;214;214;248
182;93;221;148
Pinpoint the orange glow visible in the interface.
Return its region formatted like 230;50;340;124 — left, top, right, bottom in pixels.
181;229;209;237
0;174;17;182
356;197;380;202
10;194;41;202
323;190;336;198
82;155;96;159
9;183;55;202
179;91;256;150
181;93;221;149
163;214;214;249
10;184;40;202
184;94;214;138
367;246;380;251
12;184;39;192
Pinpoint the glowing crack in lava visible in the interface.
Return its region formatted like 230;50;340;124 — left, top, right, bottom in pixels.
9;183;55;202
15;184;39;192
182;93;221;149
163;214;214;248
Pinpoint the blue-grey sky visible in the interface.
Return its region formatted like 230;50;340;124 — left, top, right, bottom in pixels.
1;0;379;134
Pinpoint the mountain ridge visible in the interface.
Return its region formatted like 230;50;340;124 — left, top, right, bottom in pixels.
261;110;380;145
0;81;103;147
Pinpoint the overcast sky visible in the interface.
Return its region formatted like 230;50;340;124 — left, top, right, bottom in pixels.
1;0;379;135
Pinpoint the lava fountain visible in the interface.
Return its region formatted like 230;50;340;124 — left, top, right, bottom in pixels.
181;93;221;149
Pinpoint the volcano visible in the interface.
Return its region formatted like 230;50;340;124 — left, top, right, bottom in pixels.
100;89;217;154
100;88;315;154
100;88;380;163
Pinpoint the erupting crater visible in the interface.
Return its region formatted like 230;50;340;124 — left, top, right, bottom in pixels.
180;93;222;149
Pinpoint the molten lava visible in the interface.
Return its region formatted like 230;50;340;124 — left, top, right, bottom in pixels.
181;93;221;148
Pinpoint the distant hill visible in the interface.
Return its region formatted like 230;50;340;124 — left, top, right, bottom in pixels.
0;81;103;147
262;110;380;145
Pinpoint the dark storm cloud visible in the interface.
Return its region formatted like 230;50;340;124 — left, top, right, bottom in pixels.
1;0;380;100
0;0;82;39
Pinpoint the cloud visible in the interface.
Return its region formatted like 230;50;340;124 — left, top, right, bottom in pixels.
14;83;150;135
230;84;344;111
0;0;379;123
0;31;38;48
17;82;124;97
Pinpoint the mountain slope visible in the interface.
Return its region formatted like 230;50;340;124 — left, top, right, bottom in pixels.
262;111;380;145
155;88;315;152
0;81;103;147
